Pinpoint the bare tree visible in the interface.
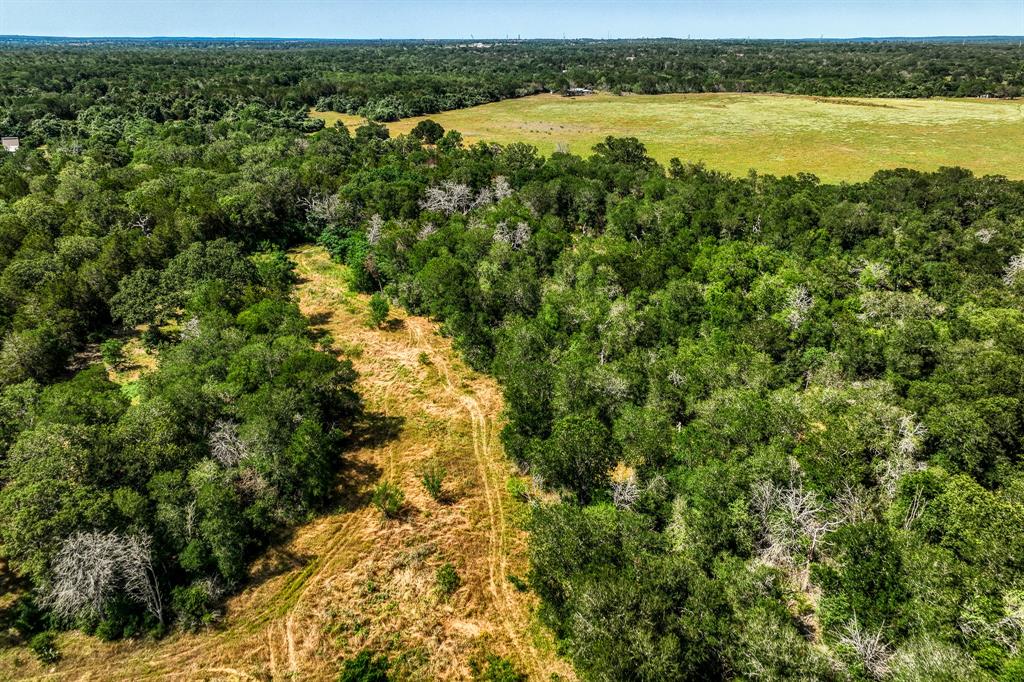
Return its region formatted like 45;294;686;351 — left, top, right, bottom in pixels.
895;413;926;457
785;285;813;329
300;193;346;227
44;530;163;624
471;187;494;209
120;533;163;624
492;176;513;201
366;214;385;245
419;181;473;216
877;413;927;502
750;475;838;588
834;482;873;525
1004;252;1024;286
854;259;890;289
974;225;997;244
417;222;437;240
610;469;640;510
958;593;1024;655
493;221;531;249
129;214;153;235
44;531;122;620
839;617;892;679
180;315;201;341
208;419;249;468
858;290;946;325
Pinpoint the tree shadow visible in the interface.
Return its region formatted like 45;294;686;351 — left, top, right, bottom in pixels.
330;410;405;513
347;410;405;450
0;560;32;648
306;311;332;326
435;490;458;506
246;546;316;585
383;318;405;333
390;502;420;523
332;456;384;513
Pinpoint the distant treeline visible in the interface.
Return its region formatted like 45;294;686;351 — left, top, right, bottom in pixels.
2;39;1023;141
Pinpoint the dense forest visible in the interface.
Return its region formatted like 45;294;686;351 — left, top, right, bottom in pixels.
2;40;1024;679
3;37;1024;142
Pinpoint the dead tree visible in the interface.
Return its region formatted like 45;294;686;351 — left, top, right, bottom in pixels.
419;181;473;216
208;419;249;468
45;530;163;624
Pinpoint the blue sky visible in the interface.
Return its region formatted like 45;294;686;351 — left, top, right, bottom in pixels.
1;0;1022;39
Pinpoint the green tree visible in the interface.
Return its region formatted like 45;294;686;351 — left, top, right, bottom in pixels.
411;119;445;144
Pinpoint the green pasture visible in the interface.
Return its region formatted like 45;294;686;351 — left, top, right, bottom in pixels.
314;92;1024;182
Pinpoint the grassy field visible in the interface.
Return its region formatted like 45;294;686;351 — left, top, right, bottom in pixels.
314;93;1024;182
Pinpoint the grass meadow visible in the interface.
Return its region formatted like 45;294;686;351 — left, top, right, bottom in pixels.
314;93;1024;182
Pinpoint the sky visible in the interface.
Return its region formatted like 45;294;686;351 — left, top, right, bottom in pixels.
1;0;1023;40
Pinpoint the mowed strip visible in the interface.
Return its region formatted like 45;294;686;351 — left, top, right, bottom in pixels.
313;92;1024;182
5;246;569;681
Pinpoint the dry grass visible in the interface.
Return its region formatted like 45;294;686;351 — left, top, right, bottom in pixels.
0;246;570;681
313;92;1024;182
106;336;158;399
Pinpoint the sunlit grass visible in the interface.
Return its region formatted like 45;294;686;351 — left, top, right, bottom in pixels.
314;92;1024;182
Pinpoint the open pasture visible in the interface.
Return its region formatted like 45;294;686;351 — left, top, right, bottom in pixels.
315;92;1024;182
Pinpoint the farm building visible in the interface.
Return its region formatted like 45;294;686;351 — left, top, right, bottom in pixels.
2;137;18;153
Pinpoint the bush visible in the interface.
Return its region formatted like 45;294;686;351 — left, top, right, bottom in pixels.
506;477;529;502
368;293;389;328
28;631;59;663
372;481;404;518
318;224;348;260
436;562;461;597
171;581;219;631
338;649;390;681
100;338;125;368
10;595;48;640
420;461;447;501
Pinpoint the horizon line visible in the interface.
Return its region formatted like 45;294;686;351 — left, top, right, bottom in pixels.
3;33;1024;42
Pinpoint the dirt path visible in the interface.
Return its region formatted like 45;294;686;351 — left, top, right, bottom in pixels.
1;246;570;681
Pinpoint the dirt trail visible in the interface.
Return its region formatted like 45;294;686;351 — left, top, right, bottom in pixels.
3;246;571;681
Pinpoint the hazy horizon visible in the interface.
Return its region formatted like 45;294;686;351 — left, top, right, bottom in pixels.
2;1;1023;41
3;34;1024;41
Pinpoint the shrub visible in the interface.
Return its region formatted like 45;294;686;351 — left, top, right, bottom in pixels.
28;631;59;663
420;461;447;501
372;481;404;518
100;338;125;368
368;293;389;328
506;477;529;502
436;562;461;597
171;581;220;631
338;649;390;681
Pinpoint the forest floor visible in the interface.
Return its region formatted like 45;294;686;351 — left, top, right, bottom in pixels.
0;245;571;681
313;92;1024;182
